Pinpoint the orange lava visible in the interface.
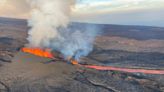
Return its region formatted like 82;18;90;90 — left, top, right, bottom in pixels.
84;65;164;75
21;47;164;75
22;47;54;58
71;60;79;65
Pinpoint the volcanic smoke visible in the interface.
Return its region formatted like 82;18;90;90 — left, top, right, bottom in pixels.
26;0;98;61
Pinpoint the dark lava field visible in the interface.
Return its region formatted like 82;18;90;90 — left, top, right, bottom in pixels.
0;17;164;92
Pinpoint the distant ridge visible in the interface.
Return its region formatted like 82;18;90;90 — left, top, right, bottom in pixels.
0;17;26;21
0;17;27;26
0;17;164;40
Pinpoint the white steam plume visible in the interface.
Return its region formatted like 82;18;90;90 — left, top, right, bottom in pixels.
27;0;98;61
27;0;75;47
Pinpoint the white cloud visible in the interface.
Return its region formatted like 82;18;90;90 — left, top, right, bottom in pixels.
0;0;30;18
72;0;164;27
0;0;164;27
0;0;6;6
74;0;164;14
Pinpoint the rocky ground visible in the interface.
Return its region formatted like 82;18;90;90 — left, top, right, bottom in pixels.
0;17;164;92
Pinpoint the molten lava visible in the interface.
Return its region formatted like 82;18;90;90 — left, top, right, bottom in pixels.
71;60;79;65
22;47;54;58
21;47;164;75
84;65;164;75
21;47;79;64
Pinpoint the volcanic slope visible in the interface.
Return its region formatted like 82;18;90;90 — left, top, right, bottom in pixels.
0;51;163;92
0;17;164;92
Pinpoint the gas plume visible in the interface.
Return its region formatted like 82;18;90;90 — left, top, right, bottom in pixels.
27;0;98;61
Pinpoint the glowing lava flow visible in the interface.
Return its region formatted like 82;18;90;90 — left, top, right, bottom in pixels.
83;65;164;75
71;60;79;65
21;48;164;75
22;47;54;58
69;60;164;74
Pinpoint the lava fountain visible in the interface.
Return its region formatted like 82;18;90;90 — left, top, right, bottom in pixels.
21;47;53;59
21;47;79;64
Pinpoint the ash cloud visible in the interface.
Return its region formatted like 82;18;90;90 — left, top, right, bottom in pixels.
27;0;98;61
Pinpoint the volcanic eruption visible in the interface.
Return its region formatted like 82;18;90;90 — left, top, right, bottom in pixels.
25;0;98;62
21;0;164;75
22;47;53;58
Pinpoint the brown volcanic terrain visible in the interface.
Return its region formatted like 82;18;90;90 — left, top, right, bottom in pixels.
96;36;164;53
0;17;164;92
